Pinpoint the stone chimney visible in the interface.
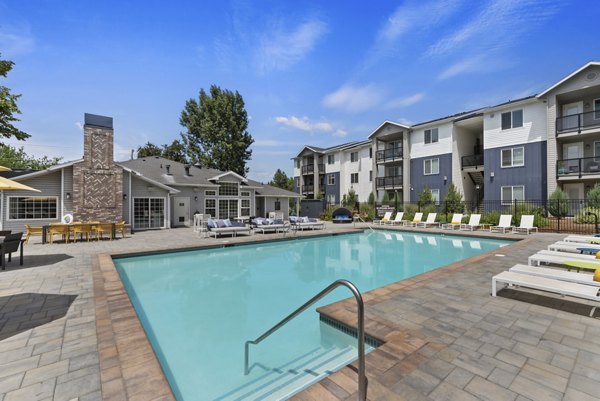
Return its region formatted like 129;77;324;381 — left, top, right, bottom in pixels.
72;113;123;222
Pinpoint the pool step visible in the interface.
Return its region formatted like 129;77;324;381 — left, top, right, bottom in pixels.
215;344;357;401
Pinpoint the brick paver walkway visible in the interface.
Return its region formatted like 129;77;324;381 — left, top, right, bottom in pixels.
0;225;598;400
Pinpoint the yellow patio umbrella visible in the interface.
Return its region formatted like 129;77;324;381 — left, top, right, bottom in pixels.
0;176;41;192
0;166;12;172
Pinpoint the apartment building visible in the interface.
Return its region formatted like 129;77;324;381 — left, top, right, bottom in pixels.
293;61;600;205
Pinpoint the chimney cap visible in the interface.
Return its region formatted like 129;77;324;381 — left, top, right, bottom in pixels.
84;113;113;129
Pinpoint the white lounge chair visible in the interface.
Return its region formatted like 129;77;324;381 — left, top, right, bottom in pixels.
417;213;439;228
406;212;423;227
459;214;481;231
490;215;513;233
563;235;600;244
512;215;538;234
509;264;600;287
386;212;404;225
376;211;393;225
492;271;600;301
547;241;600;253
535;249;597;261
528;251;600;269
441;214;463;230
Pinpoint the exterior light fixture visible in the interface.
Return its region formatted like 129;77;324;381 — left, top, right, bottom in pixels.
66;192;71;200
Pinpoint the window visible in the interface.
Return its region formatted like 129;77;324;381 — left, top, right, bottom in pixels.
424;128;439;144
219;182;238;196
501;147;524;168
595;99;600;120
501;109;523;130
241;199;250;216
218;199;238;219
327;154;335;164
369;148;373;158
8;196;57;220
350;151;359;162
241;191;250;197
501;185;525;204
327;194;336;205
205;190;216;196
351;173;359;183
274;200;281;211
205;198;216;217
424;158;439;175
327;174;335;185
295;159;300;168
431;189;440;205
133;198;165;229
294;177;300;188
369;171;373;182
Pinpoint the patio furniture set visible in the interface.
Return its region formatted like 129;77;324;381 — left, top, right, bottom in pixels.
26;221;127;244
193;213;325;238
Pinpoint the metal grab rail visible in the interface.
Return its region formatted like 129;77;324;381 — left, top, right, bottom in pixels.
244;279;367;401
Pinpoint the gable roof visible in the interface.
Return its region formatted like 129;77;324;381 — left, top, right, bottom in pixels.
367;120;411;139
10;159;83;181
537;61;600;98
208;171;248;183
293;141;366;158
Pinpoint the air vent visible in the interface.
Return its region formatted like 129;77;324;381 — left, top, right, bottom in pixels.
585;71;598;82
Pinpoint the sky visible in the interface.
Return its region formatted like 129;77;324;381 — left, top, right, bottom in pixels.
1;0;598;182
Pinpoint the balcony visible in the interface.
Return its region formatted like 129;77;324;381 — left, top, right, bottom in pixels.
301;163;325;175
461;154;484;169
301;184;325;194
376;175;403;189
556;110;600;136
557;156;600;178
376;147;403;163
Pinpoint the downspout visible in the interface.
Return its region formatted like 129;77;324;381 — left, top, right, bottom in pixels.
128;171;132;227
61;168;65;219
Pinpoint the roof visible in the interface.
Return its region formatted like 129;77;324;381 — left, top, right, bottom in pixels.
119;156;301;197
293;141;366;158
537;61;600;98
485;95;538;112
11;159;83;181
412;108;486;128
367;120;410;139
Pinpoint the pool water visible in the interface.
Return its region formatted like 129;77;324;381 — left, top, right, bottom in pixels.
115;231;510;401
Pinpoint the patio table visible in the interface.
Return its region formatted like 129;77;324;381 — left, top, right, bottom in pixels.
42;223;116;244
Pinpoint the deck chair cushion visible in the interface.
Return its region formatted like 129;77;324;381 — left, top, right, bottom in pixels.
595;269;600;282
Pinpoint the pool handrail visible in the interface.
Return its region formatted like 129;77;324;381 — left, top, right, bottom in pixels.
244;279;367;401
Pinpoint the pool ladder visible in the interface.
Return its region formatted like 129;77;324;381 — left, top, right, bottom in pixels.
353;215;374;232
244;279;367;401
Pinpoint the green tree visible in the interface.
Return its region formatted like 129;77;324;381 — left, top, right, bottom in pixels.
268;169;294;191
342;188;358;208
587;185;600;208
0;144;61;169
418;184;433;206
180;85;254;176
381;191;390;205
137;142;162;158
0;54;29;141
367;192;375;206
443;183;464;213
548;187;569;217
162;139;188;164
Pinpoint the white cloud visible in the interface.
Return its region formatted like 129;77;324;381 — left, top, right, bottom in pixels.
0;26;34;57
75;121;83;130
427;0;564;58
322;84;384;112
386;92;426;109
274;115;349;139
397;117;414;126
256;19;328;73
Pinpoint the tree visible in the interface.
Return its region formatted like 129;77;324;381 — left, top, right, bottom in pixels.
137;142;162;158
268;169;294;191
162;140;188;164
342;188;358;208
180;85;254;176
0;54;29;141
418;185;433;206
443;183;464;213
367;192;375;206
548;187;569;217
0;144;61;169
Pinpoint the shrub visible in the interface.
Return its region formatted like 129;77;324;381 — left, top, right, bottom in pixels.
359;202;375;221
513;204;549;228
417;185;433;207
382;191;390;205
481;210;501;225
404;204;418;221
587;186;600;208
548;188;569;217
367;192;375;206
574;207;600;224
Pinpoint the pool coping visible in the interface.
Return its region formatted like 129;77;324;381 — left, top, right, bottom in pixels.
92;228;527;401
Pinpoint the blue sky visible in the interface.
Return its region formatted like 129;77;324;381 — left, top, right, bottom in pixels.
1;0;598;181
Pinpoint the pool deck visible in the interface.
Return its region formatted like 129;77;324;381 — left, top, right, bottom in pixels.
0;224;598;401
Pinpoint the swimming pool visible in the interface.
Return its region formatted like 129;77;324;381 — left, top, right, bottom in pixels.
115;231;511;400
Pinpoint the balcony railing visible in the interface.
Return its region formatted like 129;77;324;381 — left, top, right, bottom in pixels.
301;185;325;194
301;164;325;175
557;156;600;178
376;147;403;163
461;153;484;169
375;175;403;188
556;110;600;135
